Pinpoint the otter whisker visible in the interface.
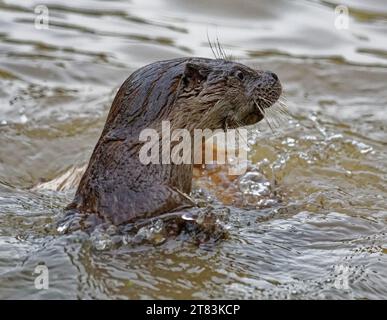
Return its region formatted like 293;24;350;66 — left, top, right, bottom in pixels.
207;36;219;60
253;99;275;133
265;95;289;119
216;36;227;61
213;37;222;60
255;94;282;122
215;36;222;59
277;99;290;111
272;105;290;123
276;94;287;104
261;103;281;129
269;106;285;128
236;126;249;147
260;98;284;129
279;95;288;102
227;117;251;147
255;94;276;107
207;32;231;61
207;32;222;60
276;100;292;118
277;98;287;106
266;106;285;128
277;104;292;118
259;86;291;121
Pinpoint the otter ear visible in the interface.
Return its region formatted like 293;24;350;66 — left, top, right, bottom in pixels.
183;62;210;86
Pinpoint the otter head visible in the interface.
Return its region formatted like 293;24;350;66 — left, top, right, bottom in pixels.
67;57;282;225
170;58;282;132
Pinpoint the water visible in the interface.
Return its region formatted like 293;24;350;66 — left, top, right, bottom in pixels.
1;0;387;299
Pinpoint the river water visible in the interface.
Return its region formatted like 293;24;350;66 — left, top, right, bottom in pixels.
0;0;386;299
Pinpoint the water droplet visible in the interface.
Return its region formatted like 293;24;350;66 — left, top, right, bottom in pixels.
20;114;28;124
56;224;68;234
239;171;271;197
351;140;373;154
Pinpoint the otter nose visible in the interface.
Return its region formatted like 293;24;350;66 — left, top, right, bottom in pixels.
269;72;278;81
261;71;281;93
253;70;282;97
264;71;278;82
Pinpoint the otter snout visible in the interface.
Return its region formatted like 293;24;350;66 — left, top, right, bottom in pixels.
262;70;282;99
253;70;282;109
267;71;278;81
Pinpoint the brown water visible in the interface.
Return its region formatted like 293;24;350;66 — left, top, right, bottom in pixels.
1;0;387;299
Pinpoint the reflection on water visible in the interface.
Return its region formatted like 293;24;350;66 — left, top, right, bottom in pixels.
0;0;387;299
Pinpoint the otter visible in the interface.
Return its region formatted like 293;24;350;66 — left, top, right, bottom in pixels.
65;57;281;226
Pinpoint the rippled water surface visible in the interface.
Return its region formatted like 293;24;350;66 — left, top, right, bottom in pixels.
1;0;387;299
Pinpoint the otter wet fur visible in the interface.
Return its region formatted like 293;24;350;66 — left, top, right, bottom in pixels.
65;57;282;227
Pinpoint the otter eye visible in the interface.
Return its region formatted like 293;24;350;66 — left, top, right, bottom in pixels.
235;70;244;81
